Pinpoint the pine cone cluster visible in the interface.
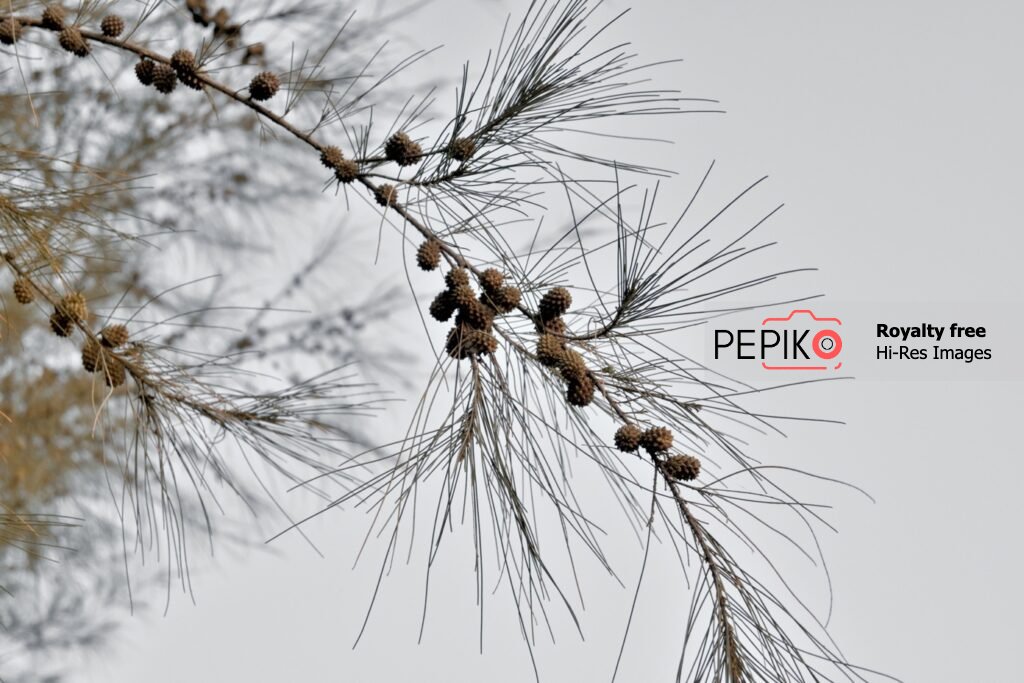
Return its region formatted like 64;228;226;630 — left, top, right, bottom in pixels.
58;27;90;57
477;267;520;314
100;14;125;37
662;454;701;482
0;17;23;45
448;137;476;162
171;49;203;90
249;71;280;101
416;239;442;271
384;132;422;167
430;267;518;361
532;288;592;407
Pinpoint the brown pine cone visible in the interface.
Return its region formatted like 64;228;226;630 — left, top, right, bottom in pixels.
451;284;476;309
102;354;127;388
41;5;65;30
489;286;521;314
81;338;102;373
0;17;23;45
58;292;87;322
49;311;73;337
663;454;701;482
641;426;674;455
249;71;280;101
566;376;595;407
100;15;125;37
334;160;359;184
416;240;442;271
152;63;178;94
58;27;90;57
445;268;470;290
536;334;565;367
101;324;129;348
613;424;643;452
429;290;457;322
448;137;476;162
557;349;588;382
320;145;345;170
374;183;398;207
539;287;572;320
135;59;156;85
459;299;493;331
12;278;33;304
479;268;504;293
384;131;422;167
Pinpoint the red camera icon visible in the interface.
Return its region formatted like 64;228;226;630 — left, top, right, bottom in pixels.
760;309;843;371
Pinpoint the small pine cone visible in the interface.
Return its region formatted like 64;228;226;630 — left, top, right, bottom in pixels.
102;354;127;388
460;299;493;331
558;349;588;382
320;145;344;170
663;454;701;482
0;17;23;45
100;14;125;37
614;424;643;453
41;5;65;30
445;268;470;290
451;284;476;309
334;159;359;183
170;49;197;77
448;137;476;162
542;316;566;337
536;334;565;367
445;324;468;359
566;376;595;407
101;324;129;348
49;311;73;337
490;286;521;314
58;27;90;57
374;183;398;207
12;278;34;304
641;426;674;455
249;71;280;101
429;290;457;322
58;292;87;322
479;268;504;293
384;132;422;167
171;49;203;90
135;59;156;85
81;338;102;373
416;240;442;271
152;63;178;94
539;287;572;320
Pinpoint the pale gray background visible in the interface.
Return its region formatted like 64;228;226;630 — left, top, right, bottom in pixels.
81;1;1024;681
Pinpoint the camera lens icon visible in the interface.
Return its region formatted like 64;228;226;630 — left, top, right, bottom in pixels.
812;329;842;361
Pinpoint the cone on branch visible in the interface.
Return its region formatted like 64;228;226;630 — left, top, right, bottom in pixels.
100;15;125;37
384;132;422;167
249;71;280;101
